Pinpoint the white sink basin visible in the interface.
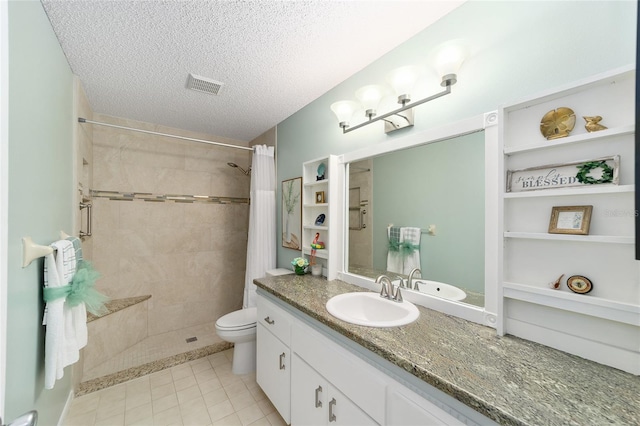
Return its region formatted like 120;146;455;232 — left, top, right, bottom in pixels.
413;280;467;301
326;292;420;328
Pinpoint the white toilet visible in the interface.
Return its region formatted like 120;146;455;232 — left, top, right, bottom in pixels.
215;268;294;375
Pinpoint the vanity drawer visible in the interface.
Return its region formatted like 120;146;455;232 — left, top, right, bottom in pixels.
257;294;292;346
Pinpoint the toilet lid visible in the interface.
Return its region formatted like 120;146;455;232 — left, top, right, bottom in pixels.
216;307;257;330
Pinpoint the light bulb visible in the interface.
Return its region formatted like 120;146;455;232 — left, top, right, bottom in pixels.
330;100;359;129
388;66;418;105
434;45;466;87
355;85;384;118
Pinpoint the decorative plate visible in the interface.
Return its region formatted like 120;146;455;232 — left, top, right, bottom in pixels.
567;275;593;294
540;107;576;140
317;163;326;180
314;214;326;226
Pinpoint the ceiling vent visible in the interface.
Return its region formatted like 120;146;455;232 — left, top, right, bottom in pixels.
187;73;224;95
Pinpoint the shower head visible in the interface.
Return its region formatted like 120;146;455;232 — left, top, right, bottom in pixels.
227;162;251;176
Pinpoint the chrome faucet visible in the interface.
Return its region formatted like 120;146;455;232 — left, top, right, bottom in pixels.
376;275;403;302
408;268;422;290
376;275;392;299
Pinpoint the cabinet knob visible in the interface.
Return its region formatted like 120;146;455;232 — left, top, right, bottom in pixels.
315;385;323;408
264;316;275;325
279;352;286;370
329;398;337;422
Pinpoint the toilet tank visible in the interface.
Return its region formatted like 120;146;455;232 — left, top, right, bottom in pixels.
265;268;294;277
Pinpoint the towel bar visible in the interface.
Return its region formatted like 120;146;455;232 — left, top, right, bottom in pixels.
22;231;71;268
387;224;435;235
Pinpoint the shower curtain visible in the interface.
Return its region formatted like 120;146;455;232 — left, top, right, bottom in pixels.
243;145;276;308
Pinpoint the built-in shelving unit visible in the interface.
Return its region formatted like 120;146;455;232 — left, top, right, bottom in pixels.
499;65;639;374
301;156;343;279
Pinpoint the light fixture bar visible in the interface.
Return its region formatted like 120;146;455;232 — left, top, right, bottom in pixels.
342;84;452;134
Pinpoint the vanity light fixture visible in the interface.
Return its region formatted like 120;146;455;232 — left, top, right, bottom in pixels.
330;44;466;134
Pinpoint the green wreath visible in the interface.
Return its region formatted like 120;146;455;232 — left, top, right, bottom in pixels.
576;161;614;184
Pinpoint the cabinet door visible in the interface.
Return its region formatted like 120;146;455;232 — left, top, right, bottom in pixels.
292;354;377;426
387;386;466;426
256;323;291;424
327;384;377;426
291;354;327;425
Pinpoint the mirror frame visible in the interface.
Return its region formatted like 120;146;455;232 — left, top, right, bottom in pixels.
335;112;500;328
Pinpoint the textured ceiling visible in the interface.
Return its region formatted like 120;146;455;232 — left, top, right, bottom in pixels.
42;0;464;142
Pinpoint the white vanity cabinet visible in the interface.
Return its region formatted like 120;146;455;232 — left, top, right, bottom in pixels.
256;292;490;425
256;295;293;424
291;354;376;425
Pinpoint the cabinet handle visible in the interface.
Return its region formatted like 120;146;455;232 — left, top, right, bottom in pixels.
264;316;275;325
329;398;337;422
315;385;323;408
279;352;285;370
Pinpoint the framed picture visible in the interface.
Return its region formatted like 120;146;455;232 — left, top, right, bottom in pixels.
548;205;593;235
282;177;302;250
315;191;325;204
507;156;619;192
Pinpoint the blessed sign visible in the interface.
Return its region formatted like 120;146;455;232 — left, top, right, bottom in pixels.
507;156;619;192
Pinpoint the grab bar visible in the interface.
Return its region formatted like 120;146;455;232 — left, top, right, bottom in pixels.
79;201;92;238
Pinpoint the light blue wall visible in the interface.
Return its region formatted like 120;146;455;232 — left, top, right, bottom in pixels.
6;0;74;421
276;0;637;268
372;132;485;292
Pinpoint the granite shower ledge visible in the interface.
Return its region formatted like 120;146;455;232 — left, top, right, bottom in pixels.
86;295;151;323
254;274;640;426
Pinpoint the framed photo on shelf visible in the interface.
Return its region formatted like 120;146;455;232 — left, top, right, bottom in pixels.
548;205;593;235
315;191;325;204
282;177;302;250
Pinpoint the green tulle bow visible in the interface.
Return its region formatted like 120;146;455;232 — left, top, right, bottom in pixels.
43;261;109;316
388;240;420;257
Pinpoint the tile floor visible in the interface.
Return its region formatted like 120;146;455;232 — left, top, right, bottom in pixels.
64;349;286;426
84;323;224;381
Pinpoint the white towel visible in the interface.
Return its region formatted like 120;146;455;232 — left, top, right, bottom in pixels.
400;227;421;274
43;239;87;389
386;226;403;274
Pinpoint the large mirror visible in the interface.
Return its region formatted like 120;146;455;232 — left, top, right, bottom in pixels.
344;123;491;309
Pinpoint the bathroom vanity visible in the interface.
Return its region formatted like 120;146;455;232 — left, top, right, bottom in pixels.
254;274;640;425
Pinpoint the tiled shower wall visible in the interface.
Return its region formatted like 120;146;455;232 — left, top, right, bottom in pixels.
91;114;251;336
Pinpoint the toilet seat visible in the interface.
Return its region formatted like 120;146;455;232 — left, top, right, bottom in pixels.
215;307;257;331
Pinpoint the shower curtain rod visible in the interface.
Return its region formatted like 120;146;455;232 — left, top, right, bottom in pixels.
78;118;254;151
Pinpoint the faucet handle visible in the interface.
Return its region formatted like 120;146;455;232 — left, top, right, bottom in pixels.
380;282;390;299
392;285;403;302
395;276;406;288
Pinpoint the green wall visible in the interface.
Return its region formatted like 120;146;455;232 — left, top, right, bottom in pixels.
372;132;485;293
6;1;74;422
276;1;637;269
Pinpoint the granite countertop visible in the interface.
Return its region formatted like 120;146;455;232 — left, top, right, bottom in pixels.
254;274;640;426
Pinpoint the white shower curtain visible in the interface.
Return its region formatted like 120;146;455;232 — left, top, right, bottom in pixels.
243;145;276;308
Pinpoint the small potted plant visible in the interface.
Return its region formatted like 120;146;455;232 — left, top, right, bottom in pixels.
291;257;309;275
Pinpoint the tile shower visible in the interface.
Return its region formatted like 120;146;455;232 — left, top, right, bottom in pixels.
79;112;251;390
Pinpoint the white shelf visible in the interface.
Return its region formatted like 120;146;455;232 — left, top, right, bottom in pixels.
504;232;634;244
304;179;329;188
303;203;328;208
303;225;328;231
503;282;639;325
504;125;634;155
504;184;634;198
303;247;328;260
